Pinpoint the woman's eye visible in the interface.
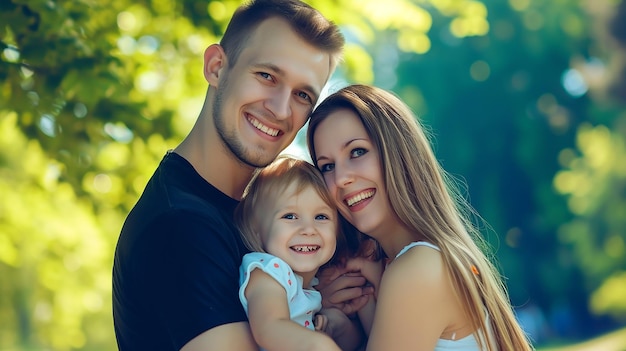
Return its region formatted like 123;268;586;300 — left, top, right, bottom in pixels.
296;91;312;103
350;148;367;158
319;163;334;173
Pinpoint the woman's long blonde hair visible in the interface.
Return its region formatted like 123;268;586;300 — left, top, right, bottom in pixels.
307;85;533;350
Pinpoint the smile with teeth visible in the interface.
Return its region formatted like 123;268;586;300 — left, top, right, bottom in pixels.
346;190;375;207
291;245;320;252
248;116;280;137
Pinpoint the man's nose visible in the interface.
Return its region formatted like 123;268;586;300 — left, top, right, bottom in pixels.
266;89;292;120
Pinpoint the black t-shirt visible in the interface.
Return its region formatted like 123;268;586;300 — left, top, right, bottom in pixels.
113;151;250;350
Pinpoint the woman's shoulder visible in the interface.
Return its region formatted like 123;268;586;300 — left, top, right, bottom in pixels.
374;241;460;348
385;241;446;286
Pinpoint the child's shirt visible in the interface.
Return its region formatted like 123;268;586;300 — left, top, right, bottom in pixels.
239;252;322;330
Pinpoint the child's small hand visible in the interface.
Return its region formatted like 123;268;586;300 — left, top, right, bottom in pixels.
314;313;328;332
315;308;352;337
316;307;365;351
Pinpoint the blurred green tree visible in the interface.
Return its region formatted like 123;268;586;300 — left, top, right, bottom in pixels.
376;0;626;342
553;0;626;330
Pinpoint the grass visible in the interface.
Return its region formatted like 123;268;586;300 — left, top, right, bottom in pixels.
537;327;626;351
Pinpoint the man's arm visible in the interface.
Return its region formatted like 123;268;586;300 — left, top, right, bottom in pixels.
181;322;259;351
157;211;254;350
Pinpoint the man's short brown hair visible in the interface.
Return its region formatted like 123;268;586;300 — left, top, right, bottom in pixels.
220;0;344;72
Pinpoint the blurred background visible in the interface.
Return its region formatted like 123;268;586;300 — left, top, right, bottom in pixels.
1;0;625;350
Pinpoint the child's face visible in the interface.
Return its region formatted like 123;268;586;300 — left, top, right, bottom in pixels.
256;184;337;280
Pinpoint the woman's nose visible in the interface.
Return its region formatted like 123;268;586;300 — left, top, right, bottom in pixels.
334;164;355;188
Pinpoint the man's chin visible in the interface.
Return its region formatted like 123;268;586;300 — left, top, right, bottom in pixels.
237;152;278;169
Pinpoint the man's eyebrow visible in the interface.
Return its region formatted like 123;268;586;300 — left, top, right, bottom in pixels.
255;62;320;101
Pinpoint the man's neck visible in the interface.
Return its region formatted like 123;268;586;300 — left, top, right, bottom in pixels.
174;124;255;200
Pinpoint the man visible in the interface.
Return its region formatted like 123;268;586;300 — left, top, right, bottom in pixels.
112;0;347;349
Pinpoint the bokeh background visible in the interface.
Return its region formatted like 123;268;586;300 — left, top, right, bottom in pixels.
1;0;625;350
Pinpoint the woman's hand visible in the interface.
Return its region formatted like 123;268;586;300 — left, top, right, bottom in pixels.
317;258;382;315
341;257;384;298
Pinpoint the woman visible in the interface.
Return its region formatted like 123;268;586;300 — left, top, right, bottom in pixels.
307;85;533;350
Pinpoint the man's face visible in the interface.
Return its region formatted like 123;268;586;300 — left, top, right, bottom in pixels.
213;17;332;168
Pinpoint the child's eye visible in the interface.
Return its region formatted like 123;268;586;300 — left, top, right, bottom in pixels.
258;72;273;81
350;148;367;158
319;163;334;173
281;213;297;220
315;214;330;220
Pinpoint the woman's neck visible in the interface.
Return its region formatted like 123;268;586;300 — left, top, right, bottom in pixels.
375;223;422;259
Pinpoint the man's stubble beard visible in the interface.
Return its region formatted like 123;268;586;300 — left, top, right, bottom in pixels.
212;72;277;169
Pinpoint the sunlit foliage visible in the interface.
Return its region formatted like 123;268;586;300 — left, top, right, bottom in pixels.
554;120;626;320
0;113;115;349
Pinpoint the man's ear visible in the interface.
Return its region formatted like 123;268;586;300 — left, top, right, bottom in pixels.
203;43;227;86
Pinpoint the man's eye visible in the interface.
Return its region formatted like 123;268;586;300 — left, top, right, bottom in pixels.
351;148;367;158
319;163;334;173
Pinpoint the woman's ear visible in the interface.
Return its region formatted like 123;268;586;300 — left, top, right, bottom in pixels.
203;43;227;86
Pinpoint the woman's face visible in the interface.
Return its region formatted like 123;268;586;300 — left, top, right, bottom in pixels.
312;108;395;239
